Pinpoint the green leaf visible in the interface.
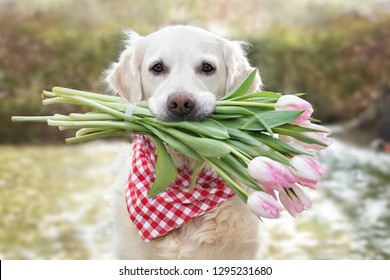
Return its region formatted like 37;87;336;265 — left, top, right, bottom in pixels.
221;69;257;100
205;157;249;203
189;118;230;139
148;137;178;198
278;124;329;133
242;110;304;131
143;117;229;139
160;118;229;140
226;139;257;157
217;118;253;129
229;91;281;101
273;127;329;147
188;137;231;157
211;113;244;120
163;128;231;158
254;113;274;137
138;121;201;160
190;159;205;191
220;155;263;191
309;118;321;123
251;133;311;156
226;127;261;145
253;144;291;165
213;105;256;116
226;127;290;165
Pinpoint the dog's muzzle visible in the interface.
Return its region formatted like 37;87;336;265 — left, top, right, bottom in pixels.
163;91;215;122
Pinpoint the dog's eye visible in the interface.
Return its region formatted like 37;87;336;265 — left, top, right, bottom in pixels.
151;63;164;73
201;63;215;73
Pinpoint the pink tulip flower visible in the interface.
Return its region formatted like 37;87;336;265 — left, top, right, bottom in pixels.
247;191;283;219
248;156;297;196
279;185;312;217
290;155;327;189
275;95;314;125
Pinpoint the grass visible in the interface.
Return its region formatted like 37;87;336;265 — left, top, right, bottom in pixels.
0;141;124;259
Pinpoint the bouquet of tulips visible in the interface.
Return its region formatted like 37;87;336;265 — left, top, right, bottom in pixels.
12;70;332;219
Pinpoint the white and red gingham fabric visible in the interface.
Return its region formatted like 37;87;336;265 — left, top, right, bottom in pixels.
126;134;235;242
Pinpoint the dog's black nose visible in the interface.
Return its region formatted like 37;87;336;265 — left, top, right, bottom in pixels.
166;92;195;116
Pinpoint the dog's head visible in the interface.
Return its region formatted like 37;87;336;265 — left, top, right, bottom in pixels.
106;25;262;121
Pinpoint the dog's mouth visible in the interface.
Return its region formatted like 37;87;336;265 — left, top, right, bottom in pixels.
162;106;214;122
149;91;216;122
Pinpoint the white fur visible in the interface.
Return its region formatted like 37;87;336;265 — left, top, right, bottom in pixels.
106;25;263;259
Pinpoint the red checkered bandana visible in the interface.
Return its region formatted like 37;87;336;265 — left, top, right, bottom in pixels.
126;135;235;242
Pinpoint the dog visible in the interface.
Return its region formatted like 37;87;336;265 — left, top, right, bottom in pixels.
106;25;263;259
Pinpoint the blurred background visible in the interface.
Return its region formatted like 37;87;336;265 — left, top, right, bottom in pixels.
1;0;390;259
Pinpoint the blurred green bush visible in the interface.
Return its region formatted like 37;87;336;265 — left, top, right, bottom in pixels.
0;7;121;143
248;15;390;122
1;4;389;143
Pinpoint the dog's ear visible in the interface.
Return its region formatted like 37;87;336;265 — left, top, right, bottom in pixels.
222;40;263;94
105;31;143;103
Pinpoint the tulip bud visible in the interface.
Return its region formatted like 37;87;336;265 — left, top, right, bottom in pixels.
279;185;312;218
275;95;313;125
248;156;297;196
289;155;327;189
247;191;283;219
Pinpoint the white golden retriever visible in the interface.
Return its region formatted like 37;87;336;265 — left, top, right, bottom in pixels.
106;25;263;259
